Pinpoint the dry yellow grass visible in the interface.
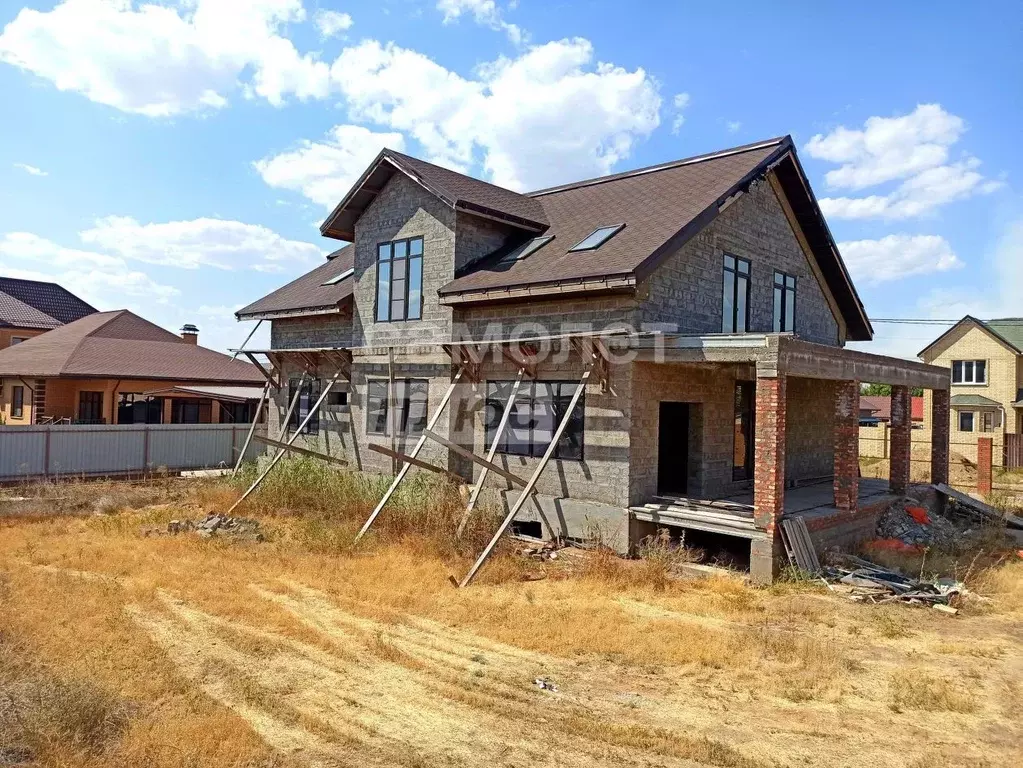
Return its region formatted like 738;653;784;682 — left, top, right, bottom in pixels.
1;465;1021;767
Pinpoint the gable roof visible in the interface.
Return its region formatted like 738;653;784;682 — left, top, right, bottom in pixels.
918;315;1023;359
0;310;263;384
237;247;354;319
438;136;872;340
320;149;548;240
0;277;97;326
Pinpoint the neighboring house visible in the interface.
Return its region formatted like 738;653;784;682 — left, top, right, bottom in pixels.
859;395;923;425
0;311;264;426
0;276;97;349
919;316;1023;466
237;136;950;582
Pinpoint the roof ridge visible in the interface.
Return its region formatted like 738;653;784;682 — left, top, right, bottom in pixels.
527;136;791;197
385;149;538;202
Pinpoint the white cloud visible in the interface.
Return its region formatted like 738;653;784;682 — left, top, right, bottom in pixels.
78;216;324;270
13;162;46;176
314;9;352;38
806;104;1002;219
437;0;523;44
329;37;661;192
0;233;180;307
671;92;690;135
0;0;329;116
838;234;962;284
254;124;405;208
726;120;741;134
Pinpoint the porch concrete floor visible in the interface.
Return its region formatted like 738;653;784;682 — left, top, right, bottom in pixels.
717;477;894;515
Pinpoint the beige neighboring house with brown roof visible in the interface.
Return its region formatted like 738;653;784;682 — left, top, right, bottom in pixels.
919;315;1023;466
0;310;264;426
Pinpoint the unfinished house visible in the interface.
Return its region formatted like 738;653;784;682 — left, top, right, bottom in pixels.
236;136;951;582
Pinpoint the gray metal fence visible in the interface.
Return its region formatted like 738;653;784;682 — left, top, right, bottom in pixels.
0;423;266;481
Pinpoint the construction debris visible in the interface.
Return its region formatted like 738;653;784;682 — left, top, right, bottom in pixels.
147;513;265;542
876;499;960;549
533;678;559;693
822;553;966;610
934;483;1023;529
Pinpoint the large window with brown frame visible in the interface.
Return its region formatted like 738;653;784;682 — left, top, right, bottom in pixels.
376;237;424;322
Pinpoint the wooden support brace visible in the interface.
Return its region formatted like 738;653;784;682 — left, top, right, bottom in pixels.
367;443;463;482
231;318;264;361
458;365;592;588
232;380;270;475
354;368;466;542
499;344;537;379
457;370;524;538
242;351;280;389
254;435;349;466
225;369;343;516
422;429;528;489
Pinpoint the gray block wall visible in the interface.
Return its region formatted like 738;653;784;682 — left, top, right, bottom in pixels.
638;179;842;346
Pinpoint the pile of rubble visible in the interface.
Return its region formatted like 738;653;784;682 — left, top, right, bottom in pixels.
875;499;961;549
159;513;264;542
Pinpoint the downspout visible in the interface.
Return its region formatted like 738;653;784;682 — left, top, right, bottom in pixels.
109;379;122;424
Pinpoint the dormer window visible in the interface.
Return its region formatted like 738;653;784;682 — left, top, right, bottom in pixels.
376;237;423;322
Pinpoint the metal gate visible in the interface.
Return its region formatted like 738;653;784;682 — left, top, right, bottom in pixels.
1006;433;1023;469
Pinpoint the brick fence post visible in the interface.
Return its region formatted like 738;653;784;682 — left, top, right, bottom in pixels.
930;389;950;485
833;380;860;512
977;436;993;497
889;385;912;495
752;374;786;584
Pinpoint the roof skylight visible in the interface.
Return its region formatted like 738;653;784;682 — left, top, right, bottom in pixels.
321;267;354;286
568;224;625;252
497;235;554;265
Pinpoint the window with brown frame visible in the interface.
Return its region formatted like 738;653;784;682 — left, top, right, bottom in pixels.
722;254;750;333
12;385;24;418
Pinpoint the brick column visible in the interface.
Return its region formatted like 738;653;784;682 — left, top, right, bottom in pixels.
930;389;950;485
833;380;859;512
977;436;993;497
890;385;912;495
752;375;786;584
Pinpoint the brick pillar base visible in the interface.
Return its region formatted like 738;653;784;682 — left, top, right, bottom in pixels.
833;380;860;511
977;436;993;497
890;385;911;495
752;375;786;584
930;389;950;485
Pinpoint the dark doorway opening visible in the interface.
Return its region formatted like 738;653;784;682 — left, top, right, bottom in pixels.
657;402;690;496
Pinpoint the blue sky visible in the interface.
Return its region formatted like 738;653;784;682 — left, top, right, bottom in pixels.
0;0;1019;357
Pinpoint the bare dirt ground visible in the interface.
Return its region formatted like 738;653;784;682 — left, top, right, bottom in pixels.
1;479;1021;768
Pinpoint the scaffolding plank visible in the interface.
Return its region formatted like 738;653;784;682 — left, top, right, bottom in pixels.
254;435;349;466
422;429;528;488
367;443;462;482
779;517;820;574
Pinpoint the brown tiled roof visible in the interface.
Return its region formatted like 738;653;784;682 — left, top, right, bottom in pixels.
0;290;61;330
386;150;548;229
0;310;264;383
0;277;96;325
236;247;354;318
320;149;548;240
441;140;785;294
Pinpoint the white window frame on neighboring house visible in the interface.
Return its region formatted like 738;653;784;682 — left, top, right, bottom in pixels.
951;359;987;385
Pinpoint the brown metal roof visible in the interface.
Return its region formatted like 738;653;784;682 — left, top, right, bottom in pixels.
0;310;264;383
236;246;354;319
320;149;548;241
441;140;785;294
0;277;96;326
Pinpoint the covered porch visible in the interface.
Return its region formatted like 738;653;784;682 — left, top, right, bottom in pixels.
629;334;951;582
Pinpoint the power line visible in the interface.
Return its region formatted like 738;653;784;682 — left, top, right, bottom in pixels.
869;318;1023;326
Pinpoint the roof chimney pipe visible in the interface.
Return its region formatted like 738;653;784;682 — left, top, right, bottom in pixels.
180;324;199;345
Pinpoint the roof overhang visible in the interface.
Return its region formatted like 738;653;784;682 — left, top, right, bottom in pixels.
439;274;636;305
235;304;345;322
142;385;264;402
319;151;546;241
